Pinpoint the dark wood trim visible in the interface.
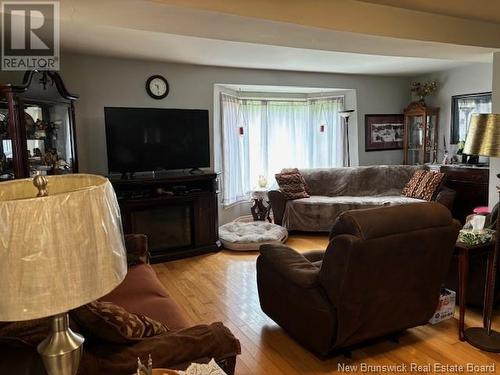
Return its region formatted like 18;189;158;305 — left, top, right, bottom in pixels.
69;103;79;172
21;70;79;101
451;92;492;145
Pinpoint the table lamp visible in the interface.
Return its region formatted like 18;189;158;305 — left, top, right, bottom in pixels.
0;174;128;374
463;113;500;352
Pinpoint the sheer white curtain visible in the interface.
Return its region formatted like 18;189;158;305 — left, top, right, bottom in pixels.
221;93;344;205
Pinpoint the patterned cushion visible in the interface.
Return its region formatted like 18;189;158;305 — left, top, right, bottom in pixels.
402;170;427;197
71;300;168;344
281;168;311;194
403;170;444;201
275;172;310;200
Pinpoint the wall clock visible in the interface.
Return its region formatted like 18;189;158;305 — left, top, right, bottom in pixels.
146;75;169;99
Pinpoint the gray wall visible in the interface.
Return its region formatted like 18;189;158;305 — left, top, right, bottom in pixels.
0;53;411;172
413;63;493;159
0;52;411;222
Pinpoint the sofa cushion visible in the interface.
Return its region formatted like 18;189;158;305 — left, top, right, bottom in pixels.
101;263;189;330
403;170;445;201
275;172;310;200
402;170;427;197
414;171;445;201
71;301;168;344
281;168;311;194
283;195;425;232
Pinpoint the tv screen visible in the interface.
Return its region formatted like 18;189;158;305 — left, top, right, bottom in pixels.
104;107;210;173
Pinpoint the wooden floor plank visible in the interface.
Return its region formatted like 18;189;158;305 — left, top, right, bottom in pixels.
153;234;500;374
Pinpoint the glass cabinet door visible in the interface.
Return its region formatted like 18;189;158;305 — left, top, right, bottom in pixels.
25;103;75;176
407;115;424;164
0;108;14;180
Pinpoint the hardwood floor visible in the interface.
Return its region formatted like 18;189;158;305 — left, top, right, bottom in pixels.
153;234;500;374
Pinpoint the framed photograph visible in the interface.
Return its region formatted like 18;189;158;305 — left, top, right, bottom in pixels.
365;114;404;151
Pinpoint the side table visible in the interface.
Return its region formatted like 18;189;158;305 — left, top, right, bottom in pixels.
250;188;271;222
455;240;496;341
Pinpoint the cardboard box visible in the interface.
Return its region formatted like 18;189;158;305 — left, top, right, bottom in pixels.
429;288;456;324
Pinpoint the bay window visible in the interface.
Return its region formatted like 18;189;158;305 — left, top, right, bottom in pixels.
221;93;345;205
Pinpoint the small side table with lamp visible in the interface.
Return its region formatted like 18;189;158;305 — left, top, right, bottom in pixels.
0;174;128;375
250;187;272;222
462;113;500;352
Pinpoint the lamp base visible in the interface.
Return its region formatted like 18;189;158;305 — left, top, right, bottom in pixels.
37;313;84;375
464;327;500;353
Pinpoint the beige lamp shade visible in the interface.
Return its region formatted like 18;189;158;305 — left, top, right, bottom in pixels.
0;174;127;321
463;114;500;157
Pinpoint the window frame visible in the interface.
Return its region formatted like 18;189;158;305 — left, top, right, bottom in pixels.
451;91;492;144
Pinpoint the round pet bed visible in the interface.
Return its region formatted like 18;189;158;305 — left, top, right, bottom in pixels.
219;221;288;251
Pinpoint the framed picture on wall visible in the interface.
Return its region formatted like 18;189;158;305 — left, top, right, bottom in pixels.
365;114;404;151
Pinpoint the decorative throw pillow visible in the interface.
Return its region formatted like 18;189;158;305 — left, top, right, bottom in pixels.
413;171;445;201
280;168;311;195
275;172;310;200
402;169;427;197
403;170;445;201
70;301;168;344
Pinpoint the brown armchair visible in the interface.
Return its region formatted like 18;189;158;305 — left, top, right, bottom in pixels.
257;202;460;356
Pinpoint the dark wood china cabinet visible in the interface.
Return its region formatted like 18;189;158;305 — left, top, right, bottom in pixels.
0;70;78;180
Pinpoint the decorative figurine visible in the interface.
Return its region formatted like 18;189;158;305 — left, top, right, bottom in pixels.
43;148;58;167
136;354;153;375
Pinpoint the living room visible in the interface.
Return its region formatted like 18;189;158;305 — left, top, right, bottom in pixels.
0;1;500;374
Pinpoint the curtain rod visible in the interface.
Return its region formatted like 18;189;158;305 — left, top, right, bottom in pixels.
221;92;344;102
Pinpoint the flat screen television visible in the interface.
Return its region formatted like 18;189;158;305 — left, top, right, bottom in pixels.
104;107;210;173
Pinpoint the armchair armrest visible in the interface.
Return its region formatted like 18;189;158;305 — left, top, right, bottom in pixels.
77;322;240;375
268;190;286;226
124;234;150;265
434;186;456;211
258;244;320;288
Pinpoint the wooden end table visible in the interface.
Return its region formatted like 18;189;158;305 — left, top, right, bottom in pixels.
455;240;496;341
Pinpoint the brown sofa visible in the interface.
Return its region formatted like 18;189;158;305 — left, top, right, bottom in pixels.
257;203;461;356
0;234;240;375
269;165;455;232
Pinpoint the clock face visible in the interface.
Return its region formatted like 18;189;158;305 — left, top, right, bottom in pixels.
146;75;169;99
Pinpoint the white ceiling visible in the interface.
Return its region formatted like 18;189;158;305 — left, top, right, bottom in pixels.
57;0;499;76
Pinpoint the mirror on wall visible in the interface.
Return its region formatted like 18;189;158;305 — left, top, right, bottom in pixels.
451;92;492;144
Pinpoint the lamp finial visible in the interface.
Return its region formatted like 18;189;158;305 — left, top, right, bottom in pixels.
33;175;48;197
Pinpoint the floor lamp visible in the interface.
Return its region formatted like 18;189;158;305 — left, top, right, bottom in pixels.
462;113;500;352
0;174;128;375
339;110;355;167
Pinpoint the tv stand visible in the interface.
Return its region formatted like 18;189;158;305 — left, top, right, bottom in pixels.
120;172;136;180
110;172;220;263
189;167;204;175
